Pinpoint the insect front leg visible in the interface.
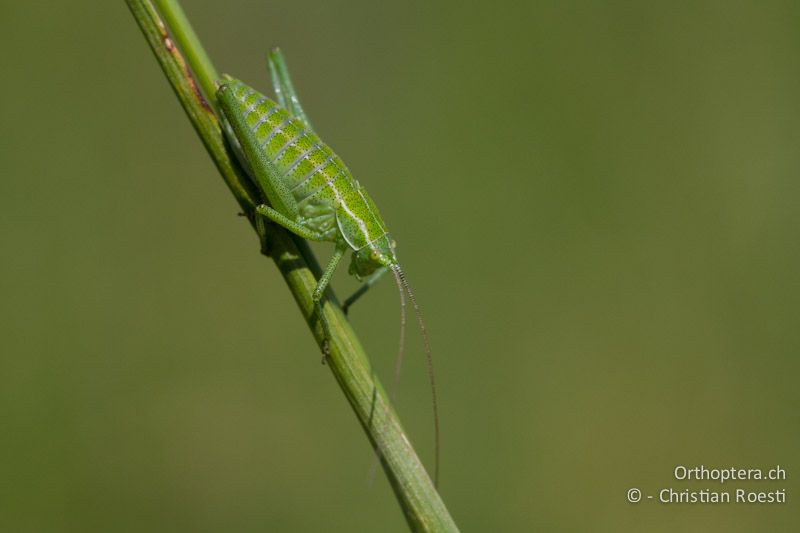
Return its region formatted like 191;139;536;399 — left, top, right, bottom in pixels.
342;266;390;315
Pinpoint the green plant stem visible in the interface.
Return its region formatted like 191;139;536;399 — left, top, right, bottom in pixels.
153;0;219;109
126;1;459;531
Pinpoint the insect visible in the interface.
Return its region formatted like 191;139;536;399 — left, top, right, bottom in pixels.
216;50;439;485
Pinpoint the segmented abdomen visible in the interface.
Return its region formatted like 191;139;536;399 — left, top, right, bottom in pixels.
229;81;354;211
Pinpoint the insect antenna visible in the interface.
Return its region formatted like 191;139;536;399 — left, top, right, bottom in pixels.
391;266;407;403
366;266;409;486
391;264;440;487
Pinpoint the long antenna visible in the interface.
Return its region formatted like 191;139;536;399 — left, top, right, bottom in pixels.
367;266;409;486
391;266;407;402
392;264;440;487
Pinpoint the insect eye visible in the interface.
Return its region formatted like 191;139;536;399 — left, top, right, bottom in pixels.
370;250;379;261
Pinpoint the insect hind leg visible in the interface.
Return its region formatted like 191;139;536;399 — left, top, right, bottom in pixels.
267;48;313;131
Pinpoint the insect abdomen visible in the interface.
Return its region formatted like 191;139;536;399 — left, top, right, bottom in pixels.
228;81;354;210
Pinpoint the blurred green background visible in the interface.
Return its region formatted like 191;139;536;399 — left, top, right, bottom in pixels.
1;1;798;531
